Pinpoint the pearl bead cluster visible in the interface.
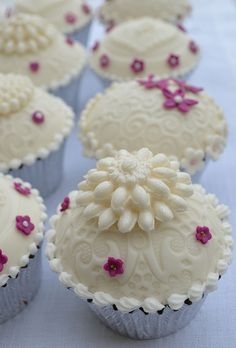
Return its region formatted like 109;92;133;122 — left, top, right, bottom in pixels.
0;14;55;55
0;74;34;115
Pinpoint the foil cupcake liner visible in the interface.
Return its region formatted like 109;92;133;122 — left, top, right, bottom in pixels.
50;75;83;117
88;296;206;340
8;141;66;198
0;246;42;324
70;21;92;46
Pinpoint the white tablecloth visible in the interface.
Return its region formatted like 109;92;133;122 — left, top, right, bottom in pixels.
0;0;236;347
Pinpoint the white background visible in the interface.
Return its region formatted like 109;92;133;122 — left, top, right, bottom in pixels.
0;0;236;347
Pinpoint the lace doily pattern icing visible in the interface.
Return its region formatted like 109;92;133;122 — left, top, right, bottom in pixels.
0;74;33;116
0;73;74;173
0;14;55;55
0;173;47;287
89;17;200;81
77;149;193;233
79;79;227;175
99;0;191;25
46;184;233;312
15;0;92;34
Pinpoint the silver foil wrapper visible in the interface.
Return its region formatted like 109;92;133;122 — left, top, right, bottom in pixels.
8;142;65;198
88;296;206;340
0;246;42;324
70;21;92;46
50;75;83;117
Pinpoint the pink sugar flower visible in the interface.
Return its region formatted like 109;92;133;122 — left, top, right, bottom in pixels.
130;58;145;74
16;216;35;236
138;75;159;89
195;226;212;244
29;62;40;73
82;3;91;15
163;88;198;113
60;197;70;212
65;12;77;24
65;37;74;46
14;182;31;196
32;111;45;124
189;40;199;54
100;54;110;68
167;54;180;68
103;257;124;277
92;41;100;52
0;250;8;272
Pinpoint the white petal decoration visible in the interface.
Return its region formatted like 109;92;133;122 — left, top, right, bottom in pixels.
78;149;193;233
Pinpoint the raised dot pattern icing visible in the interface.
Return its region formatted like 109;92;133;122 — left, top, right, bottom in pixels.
0;74;33;116
90;18;200;80
48;185;233;310
0;14;55;55
99;0;191;24
80;80;227;174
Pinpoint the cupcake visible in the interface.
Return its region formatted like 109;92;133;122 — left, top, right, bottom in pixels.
0;173;46;324
0;13;86;114
14;0;93;46
46;148;233;339
79;78;227;182
0;73;74;198
89;17;200;90
99;0;191;27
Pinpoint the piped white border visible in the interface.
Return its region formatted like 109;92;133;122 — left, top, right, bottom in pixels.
46;184;233;313
0;174;47;287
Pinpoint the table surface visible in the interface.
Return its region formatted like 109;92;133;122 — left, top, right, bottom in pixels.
0;0;236;347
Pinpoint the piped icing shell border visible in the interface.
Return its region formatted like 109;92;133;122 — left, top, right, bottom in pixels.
0;94;74;174
78;80;227;175
46;185;233;312
0;174;47;287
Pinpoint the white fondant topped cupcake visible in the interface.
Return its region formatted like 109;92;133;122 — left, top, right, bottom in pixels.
15;0;92;35
89;17;200;81
47;148;233;312
0;73;74;173
99;0;191;26
0;174;46;286
79;78;227;176
0;14;86;90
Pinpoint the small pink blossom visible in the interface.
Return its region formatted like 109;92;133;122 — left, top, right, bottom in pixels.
163;89;198;113
29;62;40;73
167;54;180;68
82;3;91;15
195;226;212;245
100;54;110;68
0;250;8;272
16;216;35;236
60;197;70;212
138;75;159;89
189;40;199;54
65;12;77;24
177;80;203;94
65;37;74;46
130;58;145;74
103;257;124;277
14;182;31;196
32;111;45;124
106;20;115;33
92;41;100;52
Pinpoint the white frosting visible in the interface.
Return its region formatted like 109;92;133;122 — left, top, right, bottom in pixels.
79;80;227;175
0;174;46;286
0;14;86;90
46;151;233;312
89;18;200;81
77;149;193;233
99;0;191;25
15;0;92;34
0;73;74;173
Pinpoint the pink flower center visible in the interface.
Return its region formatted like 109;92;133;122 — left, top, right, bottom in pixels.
174;95;183;104
65;12;77;24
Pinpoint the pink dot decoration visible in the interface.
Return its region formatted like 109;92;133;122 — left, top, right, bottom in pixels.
65;37;75;46
32;111;45;125
29;62;40;73
167;54;180;68
100;54;110;68
82;3;91;15
65;12;77;24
